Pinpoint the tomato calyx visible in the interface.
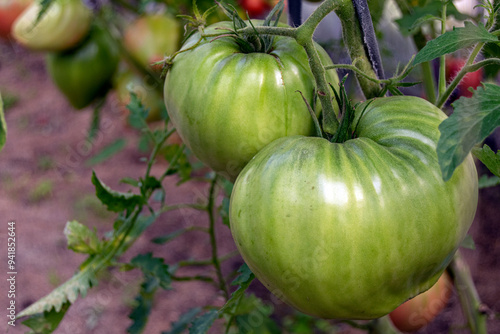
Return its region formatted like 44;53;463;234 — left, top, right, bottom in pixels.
215;0;284;53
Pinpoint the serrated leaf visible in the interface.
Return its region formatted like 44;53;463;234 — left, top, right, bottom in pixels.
114;214;157;255
437;83;500;180
162;307;202;334
92;171;145;212
17;268;97;318
127;281;156;334
64;221;101;254
395;1;468;36
163;144;192;183
85;138;127;167
219;264;255;315
131;253;172;290
127;92;150;130
22;301;70;334
0;92;6;152
189;310;218;334
413;22;498;65
408;14;441;32
478;174;500;188
472;144;500;177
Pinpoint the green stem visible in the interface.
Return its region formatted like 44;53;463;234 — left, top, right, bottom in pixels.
436;42;484;108
207;175;229;299
449;251;488;334
171;275;215;283
368;315;401;334
437;4;447;101
421;61;437;102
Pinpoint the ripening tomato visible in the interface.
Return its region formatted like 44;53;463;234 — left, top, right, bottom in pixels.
446;55;483;98
123;14;180;69
229;96;477;319
0;0;32;39
389;272;453;332
12;0;92;51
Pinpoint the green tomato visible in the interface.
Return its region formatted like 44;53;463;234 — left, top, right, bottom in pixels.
229;96;478;319
12;0;92;51
46;25;119;109
164;21;338;181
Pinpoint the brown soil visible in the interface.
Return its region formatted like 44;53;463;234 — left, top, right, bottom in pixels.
0;40;499;334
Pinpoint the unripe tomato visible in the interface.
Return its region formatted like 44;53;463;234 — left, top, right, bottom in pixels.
229;96;477;319
114;69;166;122
123;14;180;69
0;0;32;39
164;20;339;181
389;272;453;332
46;25;119;109
12;0;92;51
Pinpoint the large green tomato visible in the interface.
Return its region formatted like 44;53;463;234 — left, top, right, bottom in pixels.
164;21;339;181
229;96;478;319
46;25;119;109
12;0;91;51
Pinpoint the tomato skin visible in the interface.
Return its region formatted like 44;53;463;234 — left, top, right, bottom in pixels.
229;96;478;319
0;0;32;39
164;21;338;181
123;14;180;69
12;0;92;51
239;0;271;17
46;25;119;109
389;272;453;332
446;55;483;98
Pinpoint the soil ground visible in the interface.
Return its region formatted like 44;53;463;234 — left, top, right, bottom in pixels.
0;40;499;334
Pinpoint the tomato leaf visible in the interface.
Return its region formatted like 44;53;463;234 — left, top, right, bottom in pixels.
219;264;255;315
162;308;202;334
127;92;150;130
92;171;145;212
460;234;476;250
64;220;101;254
21;302;70;334
0;93;6;152
472;144;500;177
234;295;280;333
413;22;498;66
478;174;500;188
85;138;127;167
189;309;218;334
395;1;468;36
128;253;172;334
437;83;500;180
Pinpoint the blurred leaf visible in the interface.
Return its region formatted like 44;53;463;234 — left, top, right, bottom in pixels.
437;83;500;180
472;144;500;177
21;302;70;334
478;174;500;188
163;144;192;183
127;92;149;130
130;253;172;290
396;1;468;36
152;228;188;244
460;234;476;250
162;307;202;334
220;197;231;227
121;177;140;187
127;287;155;334
85;138;127;167
64;221;101;254
219;264;255;314
413;22;498;65
92;171;145;212
234;295;280;334
0;93;6;152
189;310;218;334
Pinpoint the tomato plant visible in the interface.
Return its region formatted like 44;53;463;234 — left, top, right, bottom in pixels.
389;272;453;332
46;24;119;109
12;0;92;51
164;20;339;181
123;13;181;69
0;0;31;39
229;96;478;319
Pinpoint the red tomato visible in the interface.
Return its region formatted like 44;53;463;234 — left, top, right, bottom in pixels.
389;272;453;332
239;0;272;17
0;0;31;39
446;55;483;98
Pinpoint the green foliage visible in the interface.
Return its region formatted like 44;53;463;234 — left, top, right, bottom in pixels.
413;22;498;66
473;144;500;177
0;93;6;152
162;144;192;184
64;220;101;254
127;92;151;130
22;302;70;334
189;310;219;334
29;180;54;203
478;174;500;188
162;308;202;334
92;171;145;212
85;138;127;167
437;83;500;180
